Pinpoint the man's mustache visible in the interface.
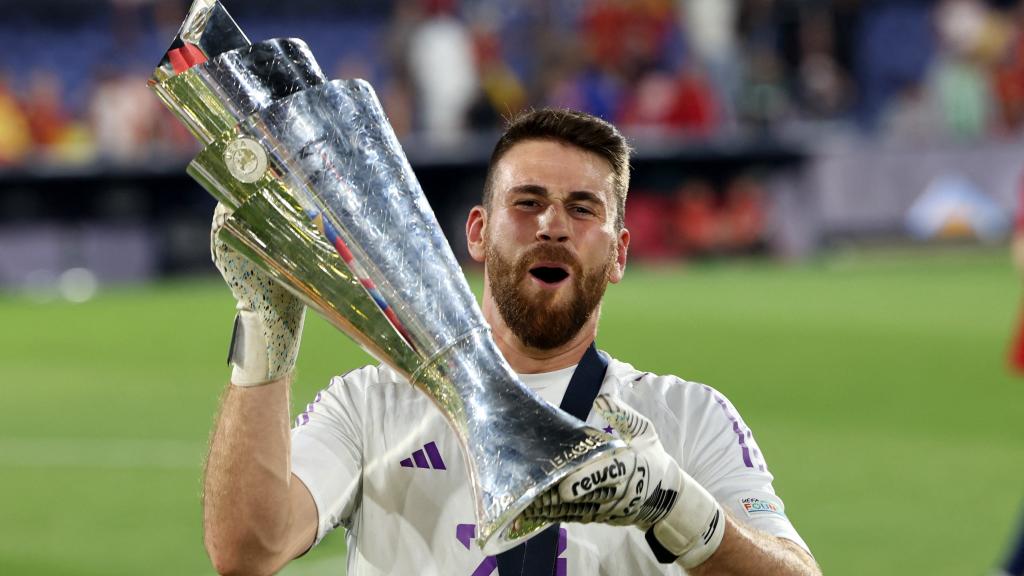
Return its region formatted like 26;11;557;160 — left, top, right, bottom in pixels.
516;244;581;276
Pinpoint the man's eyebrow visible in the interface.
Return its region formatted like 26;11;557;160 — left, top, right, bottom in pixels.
508;185;606;205
508;184;549;196
565;190;606;205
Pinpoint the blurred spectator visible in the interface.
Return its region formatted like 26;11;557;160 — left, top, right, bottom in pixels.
928;0;1000;139
722;176;766;249
794;7;851;119
573;0;681;122
3;0;1024;168
736;49;791;130
543;56;625;123
88;66;160;163
24;71;70;152
406;0;479;144
383;0;422;137
736;0;793;129
617;66;718;136
623;192;677;260
580;0;640;76
666;177;767;257
672;180;718;255
24;70;96;165
854;2;935;131
0;70;32;165
931;57;993;139
381;74;416;139
992;2;1024;134
678;0;741;127
467;20;527;130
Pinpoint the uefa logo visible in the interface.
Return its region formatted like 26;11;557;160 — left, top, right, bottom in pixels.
224;137;269;184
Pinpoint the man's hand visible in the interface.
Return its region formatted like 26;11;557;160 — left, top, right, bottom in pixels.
524;394;725;569
212;203;306;386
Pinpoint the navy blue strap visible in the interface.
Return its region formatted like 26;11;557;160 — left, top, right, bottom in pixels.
558;343;609;420
496;342;609;576
495;524;559;576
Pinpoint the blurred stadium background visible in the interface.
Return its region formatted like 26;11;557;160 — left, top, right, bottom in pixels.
1;0;1023;574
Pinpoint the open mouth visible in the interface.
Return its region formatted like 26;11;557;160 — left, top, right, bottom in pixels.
529;266;570;285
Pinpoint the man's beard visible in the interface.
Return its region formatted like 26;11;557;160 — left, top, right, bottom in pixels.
486;241;613;350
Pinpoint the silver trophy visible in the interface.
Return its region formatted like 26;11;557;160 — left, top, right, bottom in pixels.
150;0;622;554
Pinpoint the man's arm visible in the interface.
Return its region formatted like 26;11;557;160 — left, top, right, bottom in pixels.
203;203;316;575
203;378;318;576
689;514;820;575
526;394;818;575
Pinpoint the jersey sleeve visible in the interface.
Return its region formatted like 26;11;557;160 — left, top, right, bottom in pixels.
675;382;811;554
290;367;371;547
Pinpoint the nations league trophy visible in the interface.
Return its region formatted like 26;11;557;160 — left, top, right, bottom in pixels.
149;0;622;554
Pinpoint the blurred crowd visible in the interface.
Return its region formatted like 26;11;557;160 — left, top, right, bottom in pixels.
2;0;1024;168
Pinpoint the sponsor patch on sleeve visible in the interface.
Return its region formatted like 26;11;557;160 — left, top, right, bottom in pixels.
739;496;786;519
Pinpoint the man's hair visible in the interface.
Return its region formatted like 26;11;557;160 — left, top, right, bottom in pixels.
482;109;632;231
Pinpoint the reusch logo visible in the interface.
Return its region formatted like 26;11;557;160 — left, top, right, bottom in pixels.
400;441;447;470
571;458;627;497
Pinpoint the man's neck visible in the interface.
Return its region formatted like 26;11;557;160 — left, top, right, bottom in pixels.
483;298;600;374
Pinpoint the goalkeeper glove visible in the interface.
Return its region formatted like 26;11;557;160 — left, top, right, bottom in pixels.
524;394;725;568
211;203;306;386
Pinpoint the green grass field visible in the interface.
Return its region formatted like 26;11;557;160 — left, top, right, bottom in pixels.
1;246;1022;575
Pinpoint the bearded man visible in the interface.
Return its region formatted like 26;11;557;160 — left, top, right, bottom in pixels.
202;109;820;576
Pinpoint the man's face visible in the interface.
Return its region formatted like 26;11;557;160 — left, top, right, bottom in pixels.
468;139;628;350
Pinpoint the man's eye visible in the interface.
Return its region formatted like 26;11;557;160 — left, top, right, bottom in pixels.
515;200;540;208
571;205;596;216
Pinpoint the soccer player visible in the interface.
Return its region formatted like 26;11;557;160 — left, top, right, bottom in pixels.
997;175;1024;576
202;109;820;575
1009;173;1024;373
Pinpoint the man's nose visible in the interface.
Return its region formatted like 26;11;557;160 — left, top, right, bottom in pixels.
536;205;570;242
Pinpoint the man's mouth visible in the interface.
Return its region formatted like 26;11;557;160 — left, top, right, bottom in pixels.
528;264;570;285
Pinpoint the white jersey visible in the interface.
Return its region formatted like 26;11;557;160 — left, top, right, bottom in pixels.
291;351;809;575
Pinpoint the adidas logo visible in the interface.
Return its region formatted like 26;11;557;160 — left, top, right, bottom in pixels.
400;441;447;470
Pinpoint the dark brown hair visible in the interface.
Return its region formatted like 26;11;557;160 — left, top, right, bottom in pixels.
482;109;632;231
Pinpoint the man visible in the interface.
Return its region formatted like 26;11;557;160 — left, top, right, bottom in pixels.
203;109;820;575
997;173;1024;576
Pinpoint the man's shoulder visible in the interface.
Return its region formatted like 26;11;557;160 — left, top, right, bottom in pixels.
330;362;405;387
601;352;734;417
325;363;423;404
603;353;705;395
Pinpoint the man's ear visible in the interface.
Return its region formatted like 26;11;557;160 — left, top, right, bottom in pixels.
609;227;630;284
466;205;487;263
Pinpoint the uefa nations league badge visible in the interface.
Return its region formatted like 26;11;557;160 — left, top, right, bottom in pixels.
224;137;269;184
740;496;786;519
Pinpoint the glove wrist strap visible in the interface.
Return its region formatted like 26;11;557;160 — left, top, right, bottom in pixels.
646;472;725;569
228;309;295;387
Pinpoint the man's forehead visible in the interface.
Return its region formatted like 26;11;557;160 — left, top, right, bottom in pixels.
493;139;616;198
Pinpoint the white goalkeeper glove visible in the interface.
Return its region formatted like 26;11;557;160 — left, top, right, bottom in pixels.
524;394;725;568
211;203;306;387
